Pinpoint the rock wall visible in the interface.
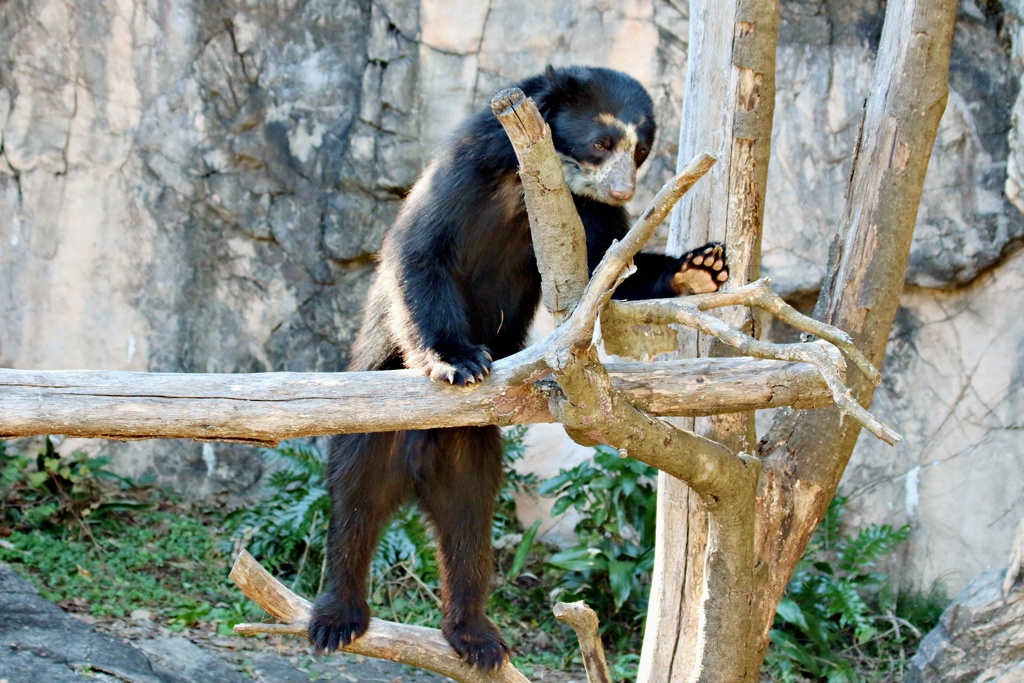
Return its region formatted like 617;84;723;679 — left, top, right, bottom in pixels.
908;567;1024;682
1;0;1022;591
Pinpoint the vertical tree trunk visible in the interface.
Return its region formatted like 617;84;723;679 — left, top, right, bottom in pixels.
640;0;956;678
751;0;958;661
639;0;779;680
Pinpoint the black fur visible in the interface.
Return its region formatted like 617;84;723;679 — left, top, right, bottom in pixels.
310;66;728;670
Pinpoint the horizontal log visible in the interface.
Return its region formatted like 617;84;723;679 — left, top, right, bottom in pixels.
0;356;833;445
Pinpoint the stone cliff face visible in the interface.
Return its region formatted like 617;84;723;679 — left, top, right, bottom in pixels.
1;0;1021;591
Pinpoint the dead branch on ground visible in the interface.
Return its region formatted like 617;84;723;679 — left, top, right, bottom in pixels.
230;550;531;683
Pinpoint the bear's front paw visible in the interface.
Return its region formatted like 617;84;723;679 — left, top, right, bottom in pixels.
672;242;729;295
427;344;492;386
308;591;370;654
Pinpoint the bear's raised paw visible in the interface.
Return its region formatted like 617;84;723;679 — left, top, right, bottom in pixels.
672;242;729;295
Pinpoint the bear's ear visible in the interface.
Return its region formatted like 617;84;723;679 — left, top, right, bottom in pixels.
540;65;587;115
544;65;585;94
544;64;560;87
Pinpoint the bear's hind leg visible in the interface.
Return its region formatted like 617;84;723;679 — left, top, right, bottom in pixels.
309;432;409;653
417;426;509;670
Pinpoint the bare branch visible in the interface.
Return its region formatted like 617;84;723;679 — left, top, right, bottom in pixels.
230;551;531;683
553;601;611;683
608;296;901;445
230;549;313;623
684;278;881;385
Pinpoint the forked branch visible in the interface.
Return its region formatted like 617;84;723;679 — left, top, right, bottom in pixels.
608;280;900;445
684;278;881;385
488;89;898;508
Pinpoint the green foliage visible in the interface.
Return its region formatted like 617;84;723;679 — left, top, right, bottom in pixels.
235;441;330;596
235;439;443;621
236;429;540;627
0;438;140;531
0;438;948;683
766;495;947;682
494;425;539;541
539;445;657;654
368;504;441;624
1;511;242;625
488;429;577;668
0;440;252;631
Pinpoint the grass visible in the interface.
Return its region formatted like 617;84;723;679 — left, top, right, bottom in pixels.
0;439;255;633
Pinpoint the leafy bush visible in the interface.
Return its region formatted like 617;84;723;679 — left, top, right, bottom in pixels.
493;425;540;542
539;445;658;652
766;495;946;682
234;441;330;595
0;438;140;531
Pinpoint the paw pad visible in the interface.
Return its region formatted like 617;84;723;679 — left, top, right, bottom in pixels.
673;242;729;295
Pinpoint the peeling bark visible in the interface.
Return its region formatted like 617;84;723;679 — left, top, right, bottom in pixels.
642;0;780;679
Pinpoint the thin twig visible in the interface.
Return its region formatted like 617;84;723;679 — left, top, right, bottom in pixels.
607;297;901;445
684;277;881;386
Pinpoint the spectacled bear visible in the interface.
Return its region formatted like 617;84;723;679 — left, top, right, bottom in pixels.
309;65;729;670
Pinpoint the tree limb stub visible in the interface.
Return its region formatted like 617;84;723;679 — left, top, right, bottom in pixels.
492;88;589;321
0;356;837;444
553;601;611;683
230;550;531;683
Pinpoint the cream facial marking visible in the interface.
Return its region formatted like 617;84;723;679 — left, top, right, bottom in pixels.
594;113;639;154
557;113;640;205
